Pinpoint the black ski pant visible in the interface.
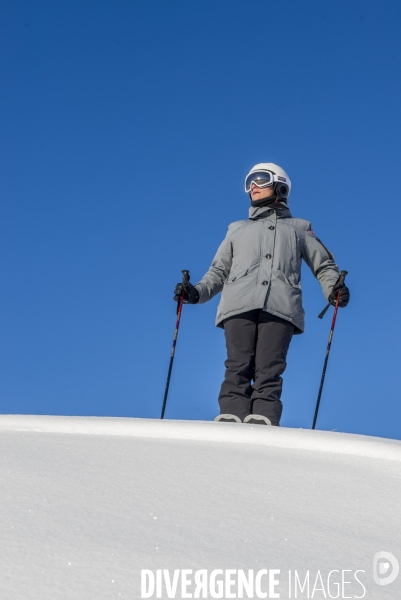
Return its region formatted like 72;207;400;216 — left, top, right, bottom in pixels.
218;310;295;425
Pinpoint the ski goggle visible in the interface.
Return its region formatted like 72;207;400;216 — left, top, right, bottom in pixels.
245;170;276;193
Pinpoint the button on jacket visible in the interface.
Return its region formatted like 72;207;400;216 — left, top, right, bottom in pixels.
195;204;340;333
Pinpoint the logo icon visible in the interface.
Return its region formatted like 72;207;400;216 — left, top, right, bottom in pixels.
373;551;399;586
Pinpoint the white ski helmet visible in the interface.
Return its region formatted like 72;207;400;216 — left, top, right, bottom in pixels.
245;162;291;200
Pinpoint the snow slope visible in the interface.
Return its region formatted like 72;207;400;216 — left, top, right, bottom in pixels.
0;415;400;599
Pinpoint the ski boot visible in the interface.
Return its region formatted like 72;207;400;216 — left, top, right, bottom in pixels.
214;414;242;423
243;414;272;426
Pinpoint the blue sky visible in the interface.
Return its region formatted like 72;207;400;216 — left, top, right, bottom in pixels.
1;0;400;439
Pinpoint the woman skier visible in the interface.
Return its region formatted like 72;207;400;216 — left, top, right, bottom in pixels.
174;163;350;426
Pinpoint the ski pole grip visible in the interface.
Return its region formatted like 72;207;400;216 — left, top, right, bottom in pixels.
338;270;348;287
182;270;190;285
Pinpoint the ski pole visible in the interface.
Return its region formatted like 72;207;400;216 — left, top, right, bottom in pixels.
312;270;348;430
161;270;190;419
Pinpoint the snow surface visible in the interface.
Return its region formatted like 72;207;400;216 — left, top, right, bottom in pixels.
0;415;400;599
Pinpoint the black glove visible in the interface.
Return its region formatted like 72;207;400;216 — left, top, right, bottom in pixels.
173;281;199;304
329;279;350;307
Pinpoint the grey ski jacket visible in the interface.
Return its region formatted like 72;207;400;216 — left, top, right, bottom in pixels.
195;204;340;333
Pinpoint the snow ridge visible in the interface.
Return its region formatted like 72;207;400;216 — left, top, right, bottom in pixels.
0;414;400;462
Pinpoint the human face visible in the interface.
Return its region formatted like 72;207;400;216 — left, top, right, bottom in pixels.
250;182;275;202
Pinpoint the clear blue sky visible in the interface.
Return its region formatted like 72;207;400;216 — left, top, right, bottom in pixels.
2;0;400;439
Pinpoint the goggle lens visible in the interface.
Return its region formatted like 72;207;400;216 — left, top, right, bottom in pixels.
245;171;273;192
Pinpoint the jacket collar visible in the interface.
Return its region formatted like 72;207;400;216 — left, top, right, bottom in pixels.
248;202;292;220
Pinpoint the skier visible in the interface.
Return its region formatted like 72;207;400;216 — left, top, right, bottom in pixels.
173;163;350;426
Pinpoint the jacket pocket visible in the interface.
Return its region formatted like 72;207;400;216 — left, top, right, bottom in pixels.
276;269;301;289
224;268;249;285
